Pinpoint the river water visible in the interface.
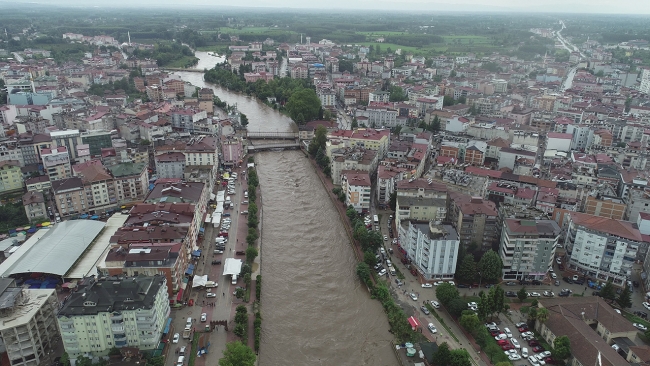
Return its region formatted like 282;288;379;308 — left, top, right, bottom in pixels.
174;53;397;365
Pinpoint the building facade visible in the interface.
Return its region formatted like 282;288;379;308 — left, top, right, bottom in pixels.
399;221;459;281
500;219;561;281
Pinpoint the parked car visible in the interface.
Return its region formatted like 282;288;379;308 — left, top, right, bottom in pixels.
200;313;207;322
506;291;517;297
420;306;430;315
410;293;418;301
643;302;650;311
521;331;534;338
421;283;433;288
430;300;440;309
428;323;437;333
634;323;648;331
505;281;517;286
206;292;216;298
456;284;470;288
172;333;180;343
543;291;554;297
511;338;521;349
532;346;545;353
211;260;222;265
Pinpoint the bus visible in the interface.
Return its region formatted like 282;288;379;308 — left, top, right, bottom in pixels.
373;215;379;225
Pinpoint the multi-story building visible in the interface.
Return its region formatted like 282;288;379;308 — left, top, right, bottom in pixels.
51;177;86;217
41;147;72;181
57;275;170;357
0;281;60;366
328;146;378;185
535;297;634;366
22;191;47;222
106;163;148;204
169;109;208;133
625;188;650;223
500;218;561;281
341;170;371;213
155;152;186;179
396;179;448;228
486;181;536;208
448;192;498;252
0;144;24;167
80;130;113;157
399;221;459;281
24;175;51;193
566;212;643;285
584;195;626;220
19;133;52;167
328;128;391;160
49;130;81;161
376;164;408;207
0;160;24;194
73;160;117;212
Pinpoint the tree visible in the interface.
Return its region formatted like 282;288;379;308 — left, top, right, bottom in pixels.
219;341;256;366
308;125;327;157
456;254;476;284
478;250;503;283
617;285;633;309
75;356;92;366
448;298;469;318
389;191;397;212
436;282;460;307
285;88;321;124
431;115;441;132
364;250;377;267
536;307;549;324
432;343;452;366
552;335;571;361
460;313;481;334
449;349;472;366
59;353;70;366
356;262;371;285
517;287;528;303
600;280;616;302
245;246;258;264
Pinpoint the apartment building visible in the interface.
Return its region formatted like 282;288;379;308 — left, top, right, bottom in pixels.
19;133;52;167
126;203;201;254
73;160;117;212
49;130;81;161
170;109;208;133
328;128;391;160
0;282;60;366
80;130;113;157
500;219;561;281
398;221;459;281
566;212;643;285
24;175;51;193
22;191;47;222
57;275;170;357
328;146;378;185
376;164;408;207
41;147;72;181
396;179;448;229
625;188;650;223
0;160;24;194
341;170;371;213
448;192;498;252
486;181;536;208
584;195;626;220
155;152;186;180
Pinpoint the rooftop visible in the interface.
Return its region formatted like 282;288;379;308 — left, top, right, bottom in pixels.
107;162;147;178
145;182;205;204
568;212;643;242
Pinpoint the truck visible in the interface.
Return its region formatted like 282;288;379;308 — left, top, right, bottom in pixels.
182;327;191;339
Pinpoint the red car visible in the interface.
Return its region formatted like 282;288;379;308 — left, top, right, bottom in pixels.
501;344;514;351
220;232;229;237
497;339;509;346
544;357;556;364
518;327;528;333
528;340;540;346
533;346;545;353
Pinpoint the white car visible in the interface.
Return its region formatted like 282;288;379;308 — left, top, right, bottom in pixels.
383;235;388;241
556;257;561;264
511;338;520;349
380;247;386;254
421;283;433;288
535;354;546;365
539;351;551;358
550;273;557;279
428;323;437;333
634;323;648;331
528;292;541;297
509;354;522;361
468;302;478;308
378;269;387;276
410;293;418;301
644;302;650;311
207;292;216;298
522;348;529;358
494;333;508;340
392;238;398;244
172;333;180;343
521;331;534;338
447;281;455;286
528;355;540;365
200;313;207;322
504;327;512;338
430;300;440;309
434;281;445;286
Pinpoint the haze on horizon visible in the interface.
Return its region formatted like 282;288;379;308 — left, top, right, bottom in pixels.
4;0;650;14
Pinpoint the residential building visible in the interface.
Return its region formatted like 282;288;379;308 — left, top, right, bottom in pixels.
0;282;60;366
328;146;378;185
155;152;186;179
341;170;371;213
80;130;113;157
0;161;24;194
584;195;626;220
535;297;634;366
24;175;51;193
396;179;448;228
625;188;650;223
126;203;202;253
376;164;407;207
57;275;170;357
106;163;148;204
19;133;52;167
500;219;561;280
73;160;117;212
486;181;536;208
22;191;47;222
41;147;72;181
101;244;185;299
566;212;643;285
398;221;459;280
51;177;85;217
49;130;81;161
169;109;208;133
328;128;391;160
447;192;498;252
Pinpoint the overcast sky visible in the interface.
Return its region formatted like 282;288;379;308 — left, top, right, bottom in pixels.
5;0;650;13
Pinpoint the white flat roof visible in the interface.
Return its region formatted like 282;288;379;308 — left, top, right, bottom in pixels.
49;129;79;137
223;258;242;276
0;220;106;277
66;214;128;279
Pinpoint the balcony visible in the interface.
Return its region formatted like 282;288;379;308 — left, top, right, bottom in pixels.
111;324;125;332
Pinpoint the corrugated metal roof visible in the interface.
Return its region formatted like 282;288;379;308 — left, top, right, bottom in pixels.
0;220;106;277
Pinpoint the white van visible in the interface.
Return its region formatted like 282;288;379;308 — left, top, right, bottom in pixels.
186;317;192;328
179;346;186;356
215;237;226;244
177;356;185;366
231;274;238;285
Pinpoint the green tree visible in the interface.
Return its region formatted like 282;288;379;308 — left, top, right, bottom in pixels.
517;286;528;303
456;254;476;284
235;287;245;299
285;88;321;124
448;298;469;318
436;282;460;307
219;341;256;366
148;356;165;366
477;291;489;321
356;262;371;285
478;250;503;283
308;125;327;157
76;356;92;366
600;280;616;302
389;191;397;212
246;228;258;246
617;285;633;309
245;246;258;264
449;349;472;366
388;85;408;102
552;335;571;361
432;343;452;366
536;307;549;324
59;353;70;366
431;115;441;132
364;250;377;267
492;285;505;316
460;313;481;334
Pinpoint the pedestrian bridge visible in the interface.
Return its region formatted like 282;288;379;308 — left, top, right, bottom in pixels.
246;131;299;140
247;141;301;152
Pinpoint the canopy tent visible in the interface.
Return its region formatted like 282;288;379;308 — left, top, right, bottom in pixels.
192;250;201;257
407;316;420;330
210;193;216;201
223;258;243;276
192;275;208;288
216;191;225;201
204;215;212;224
185;264;195;275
